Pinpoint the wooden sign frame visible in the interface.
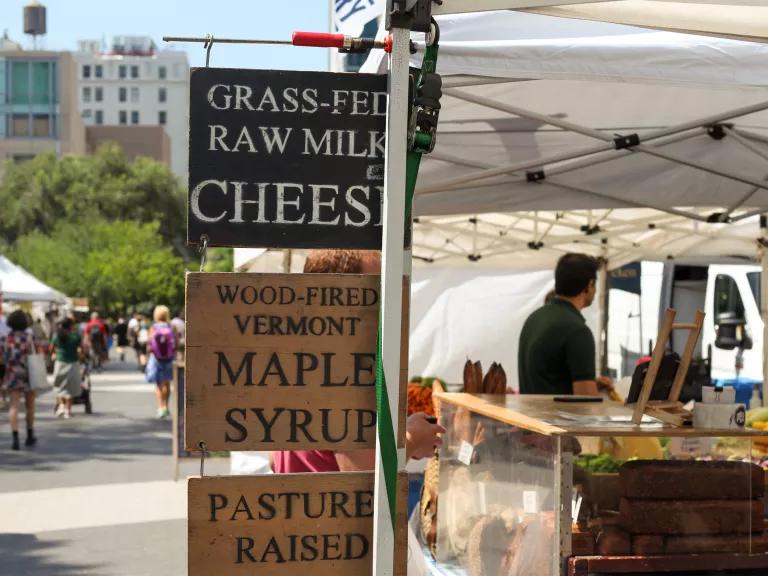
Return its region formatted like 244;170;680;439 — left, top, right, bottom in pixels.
185;272;380;451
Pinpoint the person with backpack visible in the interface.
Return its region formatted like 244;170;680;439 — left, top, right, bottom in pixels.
145;305;176;419
84;312;108;372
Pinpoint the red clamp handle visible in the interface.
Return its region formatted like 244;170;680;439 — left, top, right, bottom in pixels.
292;31;345;49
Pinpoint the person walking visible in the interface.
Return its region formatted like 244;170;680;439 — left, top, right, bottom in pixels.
170;310;185;364
113;317;129;362
50;318;83;419
0;310;38;450
84;312;108;372
145;305;176;419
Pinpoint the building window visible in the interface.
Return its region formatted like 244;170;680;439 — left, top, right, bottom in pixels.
131;111;139;124
33;115;51;137
95;110;104;125
119;87;127;102
173;63;182;78
95;65;103;78
158;87;167;103
131;65;139;79
130;87;139;103
158;65;167;80
119;65;127;79
83;64;91;78
82;109;92;119
8;113;53;137
95;87;103;102
119;110;127;125
83;86;92;103
10;60;55;105
11;114;29;136
158;110;167;125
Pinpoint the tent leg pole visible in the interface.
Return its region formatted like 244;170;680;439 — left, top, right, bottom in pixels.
762;224;768;408
373;24;410;576
597;257;609;377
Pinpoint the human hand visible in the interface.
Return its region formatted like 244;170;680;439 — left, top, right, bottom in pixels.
406;412;446;460
596;376;614;390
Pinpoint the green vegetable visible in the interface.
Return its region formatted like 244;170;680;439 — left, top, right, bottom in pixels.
575;454;628;474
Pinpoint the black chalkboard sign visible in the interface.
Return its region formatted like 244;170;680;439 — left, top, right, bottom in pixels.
188;68;387;249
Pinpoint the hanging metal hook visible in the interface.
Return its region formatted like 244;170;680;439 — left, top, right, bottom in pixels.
199;441;208;476
203;33;214;67
199;235;209;272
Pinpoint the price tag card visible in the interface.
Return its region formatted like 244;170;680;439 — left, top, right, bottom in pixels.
457;441;474;466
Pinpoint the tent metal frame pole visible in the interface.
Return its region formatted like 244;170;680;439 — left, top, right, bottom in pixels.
373;25;410;576
420;90;768;193
732;128;768;147
762;222;768;408
544;178;712;222
634;144;768;193
450;88;768;193
730;208;766;223
720;128;768;215
725;127;768;163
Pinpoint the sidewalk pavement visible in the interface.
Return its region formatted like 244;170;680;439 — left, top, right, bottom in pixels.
0;354;228;575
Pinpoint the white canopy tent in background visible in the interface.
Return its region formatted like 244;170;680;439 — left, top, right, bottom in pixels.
0;255;66;303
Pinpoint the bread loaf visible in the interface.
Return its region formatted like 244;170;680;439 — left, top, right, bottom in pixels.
620;460;764;500
619;498;763;535
466;516;509;576
665;532;768;554
632;534;665;555
596;526;631;555
572;526;596;556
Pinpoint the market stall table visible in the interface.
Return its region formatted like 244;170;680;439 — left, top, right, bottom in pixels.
432;393;768;576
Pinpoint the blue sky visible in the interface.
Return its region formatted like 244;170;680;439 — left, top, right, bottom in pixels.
0;0;329;70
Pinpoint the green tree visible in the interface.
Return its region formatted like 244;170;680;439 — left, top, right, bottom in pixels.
0;144;186;253
203;248;234;273
12;220;186;315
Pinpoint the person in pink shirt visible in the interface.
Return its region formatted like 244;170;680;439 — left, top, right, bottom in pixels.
272;249;444;474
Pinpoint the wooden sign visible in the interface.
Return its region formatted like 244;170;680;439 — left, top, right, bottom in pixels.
185;272;379;451
187;68;387;249
188;473;407;576
189;473;374;576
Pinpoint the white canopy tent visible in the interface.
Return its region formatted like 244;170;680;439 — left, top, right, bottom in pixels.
356;9;768;384
245;7;768;385
357;11;768;268
0;255;66;303
434;0;768;44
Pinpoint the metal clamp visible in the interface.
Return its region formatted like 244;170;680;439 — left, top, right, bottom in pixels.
203;34;214;67
199;235;209;272
199;441;208;476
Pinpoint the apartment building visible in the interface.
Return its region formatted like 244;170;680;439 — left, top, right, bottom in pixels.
0;36;85;164
74;36;189;178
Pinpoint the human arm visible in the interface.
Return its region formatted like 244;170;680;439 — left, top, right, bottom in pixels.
334;412;446;470
335;449;376;471
406;412;446;460
566;326;601;396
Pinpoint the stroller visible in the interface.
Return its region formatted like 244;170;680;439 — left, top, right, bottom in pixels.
53;358;93;415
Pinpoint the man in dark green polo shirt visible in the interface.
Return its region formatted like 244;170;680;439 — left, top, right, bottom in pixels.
518;253;611;396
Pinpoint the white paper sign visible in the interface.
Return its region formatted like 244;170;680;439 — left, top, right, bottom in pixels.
523;490;538;514
334;0;384;36
457;440;474;466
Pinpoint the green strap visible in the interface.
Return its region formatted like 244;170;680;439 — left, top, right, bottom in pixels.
375;42;439;528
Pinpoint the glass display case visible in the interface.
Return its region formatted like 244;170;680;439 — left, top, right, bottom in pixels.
433;393;768;576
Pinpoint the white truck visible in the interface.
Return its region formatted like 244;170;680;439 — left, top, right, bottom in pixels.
608;262;763;389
